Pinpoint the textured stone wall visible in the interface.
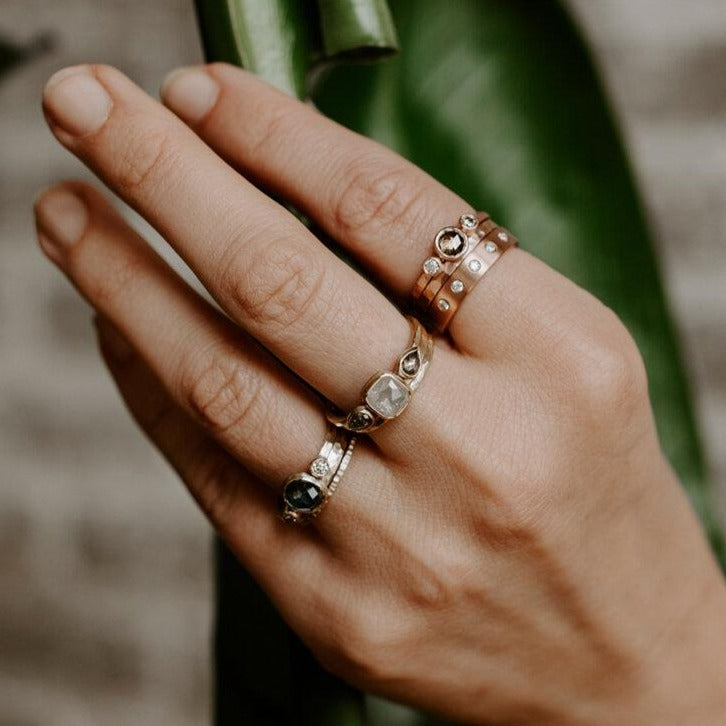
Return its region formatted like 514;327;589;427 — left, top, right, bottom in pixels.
1;1;724;723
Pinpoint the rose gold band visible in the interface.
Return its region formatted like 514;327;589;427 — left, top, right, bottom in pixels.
411;212;490;306
429;226;517;331
412;213;518;332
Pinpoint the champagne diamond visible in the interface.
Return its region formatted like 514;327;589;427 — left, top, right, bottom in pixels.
399;349;421;377
365;374;410;418
434;227;468;259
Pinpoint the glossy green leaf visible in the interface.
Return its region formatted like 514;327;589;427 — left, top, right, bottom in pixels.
194;0;397;98
201;1;724;724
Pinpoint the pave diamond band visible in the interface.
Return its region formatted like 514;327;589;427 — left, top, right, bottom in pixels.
326;317;433;433
280;426;356;524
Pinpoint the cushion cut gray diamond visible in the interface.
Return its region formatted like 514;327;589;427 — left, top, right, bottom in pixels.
366;373;410;418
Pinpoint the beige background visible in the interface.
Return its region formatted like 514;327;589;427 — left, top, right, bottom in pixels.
1;1;725;724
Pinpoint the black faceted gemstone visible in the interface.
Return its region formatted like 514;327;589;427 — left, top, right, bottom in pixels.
348;408;374;431
284;476;324;512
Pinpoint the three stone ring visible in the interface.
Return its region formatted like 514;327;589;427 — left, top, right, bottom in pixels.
326;317;433;433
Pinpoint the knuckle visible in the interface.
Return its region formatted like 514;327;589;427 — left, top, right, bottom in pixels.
333;157;430;246
112;120;177;196
184;347;264;437
320;604;406;686
558;315;648;416
222;239;327;330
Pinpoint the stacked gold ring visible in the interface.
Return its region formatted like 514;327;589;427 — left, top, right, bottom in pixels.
412;212;517;332
280;426;357;523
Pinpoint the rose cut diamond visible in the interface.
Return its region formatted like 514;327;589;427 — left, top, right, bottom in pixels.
365;373;410;418
284;476;324;512
348;407;375;431
434;227;468;259
400;349;421;377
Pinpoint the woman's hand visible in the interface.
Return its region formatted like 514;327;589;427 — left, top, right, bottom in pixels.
35;64;726;724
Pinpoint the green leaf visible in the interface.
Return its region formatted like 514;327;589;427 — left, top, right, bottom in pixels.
202;1;724;724
194;0;398;98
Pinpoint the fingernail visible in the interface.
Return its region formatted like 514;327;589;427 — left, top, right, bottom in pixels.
161;67;219;125
34;186;89;256
43;66;112;136
95;317;133;363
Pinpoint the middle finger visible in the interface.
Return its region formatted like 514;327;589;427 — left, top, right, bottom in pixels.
41;64;409;413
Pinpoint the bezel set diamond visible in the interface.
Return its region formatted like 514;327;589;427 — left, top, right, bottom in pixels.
326;317;433;434
281;429;356;523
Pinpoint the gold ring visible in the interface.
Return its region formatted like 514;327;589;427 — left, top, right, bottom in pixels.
326;317;433;433
413;213;517;332
280;426;356;523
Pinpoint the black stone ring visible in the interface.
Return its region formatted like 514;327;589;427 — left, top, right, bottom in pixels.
279;427;356;524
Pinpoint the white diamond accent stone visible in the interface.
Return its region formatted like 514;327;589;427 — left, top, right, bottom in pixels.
438;299;451;311
423;257;441;275
460;214;478;230
485;242;497;253
366;374;410;418
468;259;482;273
310;457;330;478
498;231;509;242
450;279;464;294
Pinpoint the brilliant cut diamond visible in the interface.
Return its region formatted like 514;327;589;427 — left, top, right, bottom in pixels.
423;257;440;275
366;374;410;418
450;279;464;294
485;242;497;253
468;259;482;273
310;457;330;478
460;214;478;230
438;299;451;311
348;407;374;431
498;231;509;242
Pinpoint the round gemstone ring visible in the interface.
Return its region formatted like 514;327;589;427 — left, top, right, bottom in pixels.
411;212;491;307
280;427;357;523
326;317;434;434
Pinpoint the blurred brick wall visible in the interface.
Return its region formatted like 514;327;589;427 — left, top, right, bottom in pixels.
1;1;724;724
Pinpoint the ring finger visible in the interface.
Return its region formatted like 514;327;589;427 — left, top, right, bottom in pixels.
160;63;536;357
41;64;410;416
34;181;369;503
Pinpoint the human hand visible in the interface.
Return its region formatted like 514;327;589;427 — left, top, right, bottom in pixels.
35;63;726;724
